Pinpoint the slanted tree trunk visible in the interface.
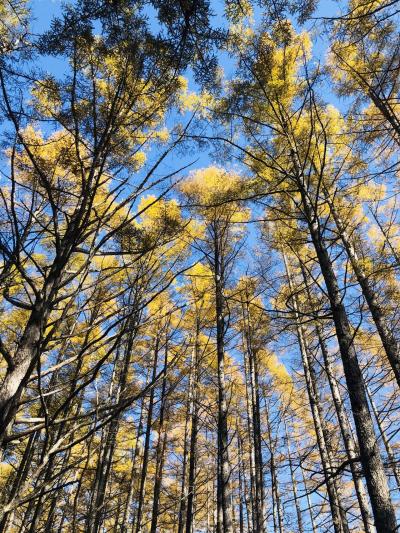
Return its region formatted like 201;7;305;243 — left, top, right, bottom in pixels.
283;251;349;533
297;438;317;533
366;384;400;490
87;358;120;533
298;181;397;532
89;323;140;533
299;261;374;532
327;195;400;389
0;293;53;446
316;326;375;533
368;206;400;267
0;430;37;532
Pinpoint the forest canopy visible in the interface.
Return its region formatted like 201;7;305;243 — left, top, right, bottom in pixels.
1;0;400;531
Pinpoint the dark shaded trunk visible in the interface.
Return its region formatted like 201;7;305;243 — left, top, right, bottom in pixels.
300;186;397;532
328;197;400;389
150;342;169;533
241;293;266;532
177;391;190;533
214;230;233;533
317;327;374;533
185;326;200;533
134;339;160;533
284;252;349;533
299;261;374;532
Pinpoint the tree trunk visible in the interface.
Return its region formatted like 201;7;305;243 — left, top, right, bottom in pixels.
285;422;304;533
328;196;400;389
283;251;349;533
214;230;233;533
0;266;66;448
185;325;200;533
178;392;190;533
120;394;145;533
236;428;245;533
266;406;284;533
297;438;317;533
241;292;266;532
243;349;257;531
299;261;374;532
150;342;169;533
366;384;400;490
134;339;160;533
299;185;397;532
317;326;375;533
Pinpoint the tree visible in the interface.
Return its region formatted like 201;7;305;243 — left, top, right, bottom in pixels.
181;166;249;533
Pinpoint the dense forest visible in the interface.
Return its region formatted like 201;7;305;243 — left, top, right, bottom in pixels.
1;0;400;531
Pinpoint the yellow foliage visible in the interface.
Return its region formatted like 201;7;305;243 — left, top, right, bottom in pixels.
0;462;13;485
356;181;387;202
180;166;250;225
178;77;215;116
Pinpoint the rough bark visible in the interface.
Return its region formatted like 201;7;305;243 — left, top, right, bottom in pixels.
300;186;397;532
328;197;400;389
185;326;200;533
284;252;349;533
214;228;233;533
241;293;266;532
134;339;160;533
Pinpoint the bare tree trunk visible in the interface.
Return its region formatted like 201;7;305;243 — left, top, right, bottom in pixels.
121;395;145;533
150;342;170;533
214;230;233;533
185;325;200;533
283;252;349;533
88;352;122;533
236;428;245;533
297;438;317;533
299;185;397;532
328;197;400;389
368;206;400;267
241;291;266;532
0;261;69;449
243;349;257;531
317;327;375;532
285;422;304;533
265;406;284;533
0;430;37;532
0;307;46;446
178;391;190;533
366;384;400;490
134;339;160;533
299;261;375;532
